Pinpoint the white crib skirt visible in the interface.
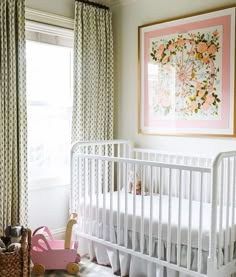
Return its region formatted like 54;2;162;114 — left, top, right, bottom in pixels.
83;238;209;277
75;225;213;277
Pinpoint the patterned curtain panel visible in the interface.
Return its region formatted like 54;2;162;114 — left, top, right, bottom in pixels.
0;0;28;235
72;1;114;143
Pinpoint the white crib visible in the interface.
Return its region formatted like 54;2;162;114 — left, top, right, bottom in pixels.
70;140;236;277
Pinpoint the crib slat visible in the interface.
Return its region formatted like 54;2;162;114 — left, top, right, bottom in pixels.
132;164;137;251
177;170;182;266
158;167;163;260
71;154;78;215
78;157;82;230
110;145;114;242
103;157;108;240
124;163;128;248
141;165;145;254
141;152;145;162
154;154;157;194
149;166;153;257
183;157;188;199
91;145;96;231
117;161;121;245
84;157;87;234
204;159;208;202
225;158;230;264
187;171;193;270
198;172;203;273
218;161;224;268
174;157;178;197
167;168;172;263
230;157;236;261
89;159;93;236
123;144;127;193
96;159;100;237
206;165;210;203
118;144;120;158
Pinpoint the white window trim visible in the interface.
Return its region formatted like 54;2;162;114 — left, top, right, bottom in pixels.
25;8;74;30
29;182;70;192
26;20;74;40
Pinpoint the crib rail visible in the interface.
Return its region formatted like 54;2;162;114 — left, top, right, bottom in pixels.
133;148;212;203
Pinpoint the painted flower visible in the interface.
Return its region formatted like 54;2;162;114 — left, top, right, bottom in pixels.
190;101;198;111
162;55;170;64
206;94;215;105
189;50;195;56
208;44;217;55
197;42;208;53
155;51;162;59
158;44;165;53
208;85;214;92
178;39;185;47
198;90;206;98
196;82;202;90
155;44;165;59
168;43;175;51
202;57;209;63
202;102;210;111
212;30;219;36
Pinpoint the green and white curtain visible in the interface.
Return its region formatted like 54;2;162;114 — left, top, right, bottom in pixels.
0;0;28;235
72;1;114;143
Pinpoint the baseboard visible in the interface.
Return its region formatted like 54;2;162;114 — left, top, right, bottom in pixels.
51;227;66;240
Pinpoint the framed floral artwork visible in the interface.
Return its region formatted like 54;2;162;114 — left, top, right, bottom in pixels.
138;6;236;136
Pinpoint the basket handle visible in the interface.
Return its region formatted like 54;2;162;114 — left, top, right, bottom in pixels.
21;228;31;248
33;226;54;241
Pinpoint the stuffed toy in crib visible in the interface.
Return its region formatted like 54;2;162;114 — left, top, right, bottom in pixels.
128;169;142;195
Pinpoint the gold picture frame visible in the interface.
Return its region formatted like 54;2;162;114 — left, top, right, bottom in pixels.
138;6;236;137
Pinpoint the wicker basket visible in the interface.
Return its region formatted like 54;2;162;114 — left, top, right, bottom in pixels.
0;229;31;277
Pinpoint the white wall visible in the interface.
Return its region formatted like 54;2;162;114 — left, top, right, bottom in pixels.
26;0;75;18
112;0;236;156
28;186;69;237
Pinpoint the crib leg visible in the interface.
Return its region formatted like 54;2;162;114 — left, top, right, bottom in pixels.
207;258;217;277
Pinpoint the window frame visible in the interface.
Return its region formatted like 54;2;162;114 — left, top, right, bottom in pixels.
26;20;74;191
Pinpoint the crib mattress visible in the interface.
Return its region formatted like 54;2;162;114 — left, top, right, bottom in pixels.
80;192;236;251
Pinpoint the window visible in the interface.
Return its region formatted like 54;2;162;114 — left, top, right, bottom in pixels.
26;25;73;188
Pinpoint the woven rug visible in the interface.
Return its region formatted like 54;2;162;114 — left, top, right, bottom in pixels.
31;257;115;277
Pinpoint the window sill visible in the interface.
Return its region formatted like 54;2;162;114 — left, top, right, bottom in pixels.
28;182;70;192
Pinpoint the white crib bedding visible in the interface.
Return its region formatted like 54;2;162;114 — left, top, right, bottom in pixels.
80;192;236;252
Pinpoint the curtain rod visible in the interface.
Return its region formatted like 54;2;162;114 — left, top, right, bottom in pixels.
75;0;109;10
